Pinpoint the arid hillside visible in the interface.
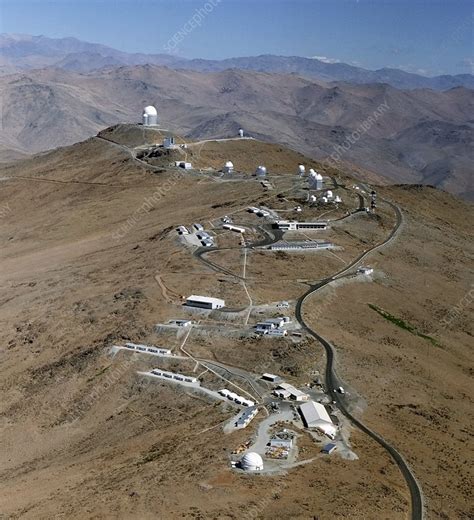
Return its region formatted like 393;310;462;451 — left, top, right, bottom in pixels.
0;128;472;519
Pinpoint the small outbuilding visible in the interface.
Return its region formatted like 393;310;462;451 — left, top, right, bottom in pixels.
322;443;337;454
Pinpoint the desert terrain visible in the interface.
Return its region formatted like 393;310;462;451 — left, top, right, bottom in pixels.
0;126;472;519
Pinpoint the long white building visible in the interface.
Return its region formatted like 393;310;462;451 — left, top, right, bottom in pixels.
185;295;225;310
275;220;328;231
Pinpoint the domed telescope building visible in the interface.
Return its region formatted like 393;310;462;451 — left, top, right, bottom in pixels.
240;452;264;471
223;160;234;174
142;105;158;126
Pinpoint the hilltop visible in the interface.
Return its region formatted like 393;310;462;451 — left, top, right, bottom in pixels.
0;127;472;519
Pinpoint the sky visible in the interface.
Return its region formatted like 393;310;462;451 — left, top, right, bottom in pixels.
0;0;472;75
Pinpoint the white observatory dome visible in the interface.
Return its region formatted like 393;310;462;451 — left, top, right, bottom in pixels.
223;160;234;174
309;168;316;176
255;165;267;177
143;105;158;126
241;452;264;471
298;164;306;175
144;105;157;116
326;190;334;198
315;172;323;181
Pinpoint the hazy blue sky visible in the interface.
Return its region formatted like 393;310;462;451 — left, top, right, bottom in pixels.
0;0;472;75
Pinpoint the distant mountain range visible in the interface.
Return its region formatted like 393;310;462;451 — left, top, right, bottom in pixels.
1;64;472;199
1;33;473;91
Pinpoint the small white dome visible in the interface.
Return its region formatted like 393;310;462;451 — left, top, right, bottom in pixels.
315;172;323;180
298;164;305;173
326;190;333;198
241;452;264;471
225;161;234;168
255;165;267;176
143;105;157;116
309;168;316;176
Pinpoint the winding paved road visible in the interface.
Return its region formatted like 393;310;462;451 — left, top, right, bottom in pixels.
295;200;424;520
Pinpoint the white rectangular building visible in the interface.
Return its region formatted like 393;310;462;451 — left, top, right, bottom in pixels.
235;407;258;429
175;161;192;169
262;373;280;382
185;295;225;310
223;224;245;233
299;400;337;438
275;220;328;231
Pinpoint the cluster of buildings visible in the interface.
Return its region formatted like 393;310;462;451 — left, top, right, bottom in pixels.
177;223;215;247
255;316;291;336
273;382;310;402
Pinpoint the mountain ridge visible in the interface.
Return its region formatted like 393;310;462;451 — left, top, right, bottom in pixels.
1;33;473;90
1;65;472;199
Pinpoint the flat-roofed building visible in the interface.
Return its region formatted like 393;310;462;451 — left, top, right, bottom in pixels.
299;400;337;439
274;383;309;401
185;295;225;310
274;220;328;231
262;373;281;382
